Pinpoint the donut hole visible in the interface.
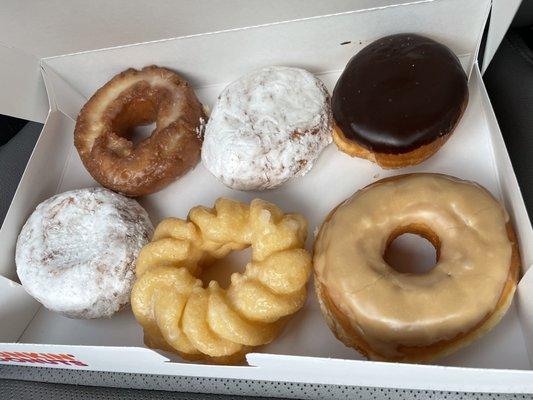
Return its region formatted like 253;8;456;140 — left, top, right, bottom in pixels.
201;247;252;289
127;123;157;147
111;98;158;147
384;226;440;274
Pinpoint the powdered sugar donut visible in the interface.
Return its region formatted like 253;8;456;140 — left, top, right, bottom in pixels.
16;188;153;319
202;66;332;191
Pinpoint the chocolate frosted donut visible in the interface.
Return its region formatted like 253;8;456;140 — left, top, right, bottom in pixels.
332;34;468;168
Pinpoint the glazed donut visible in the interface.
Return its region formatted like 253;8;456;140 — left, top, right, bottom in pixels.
313;174;519;362
74;65;205;197
202;66;332;191
332;34;468;168
131;198;311;363
16;188;153;319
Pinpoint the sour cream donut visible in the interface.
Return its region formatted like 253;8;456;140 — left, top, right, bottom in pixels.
313;174;519;362
202;66;332;191
74;66;205;197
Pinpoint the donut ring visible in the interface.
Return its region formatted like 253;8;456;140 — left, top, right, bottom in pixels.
74;66;205;197
313;173;520;362
131;198;311;363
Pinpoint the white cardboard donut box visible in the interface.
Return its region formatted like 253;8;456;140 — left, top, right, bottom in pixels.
1;0;532;395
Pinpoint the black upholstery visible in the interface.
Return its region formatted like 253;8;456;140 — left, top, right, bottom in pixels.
484;7;533;219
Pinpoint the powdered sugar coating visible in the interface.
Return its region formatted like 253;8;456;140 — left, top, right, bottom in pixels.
16;188;153;319
202;66;332;191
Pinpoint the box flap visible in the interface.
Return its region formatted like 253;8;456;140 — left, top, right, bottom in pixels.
482;0;523;73
0;0;413;122
0;0;521;120
42;0;491;102
245;354;533;393
0;343;170;371
0;46;48;123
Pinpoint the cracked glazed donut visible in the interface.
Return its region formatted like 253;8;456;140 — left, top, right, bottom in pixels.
131;198;311;364
332;34;468;168
202;66;332;191
16;188;153;319
74;66;205;197
313;174;519;362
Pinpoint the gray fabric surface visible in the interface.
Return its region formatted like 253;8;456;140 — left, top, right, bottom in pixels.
0;378;269;400
1;367;533;399
0;122;41;224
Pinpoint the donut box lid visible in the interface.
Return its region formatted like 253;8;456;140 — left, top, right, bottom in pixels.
2;0;533;394
0;0;521;124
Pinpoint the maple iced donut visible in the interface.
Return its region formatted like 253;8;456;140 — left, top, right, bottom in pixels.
74;65;205;197
313;174;520;362
332;34;469;168
202;66;332;191
16;188;153;319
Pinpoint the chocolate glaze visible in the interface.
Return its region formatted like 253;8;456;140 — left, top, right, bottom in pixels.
332;34;468;154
